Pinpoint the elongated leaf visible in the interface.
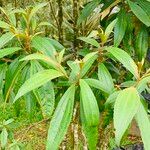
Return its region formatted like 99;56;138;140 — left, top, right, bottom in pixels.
0;32;14;49
80;79;99;127
105;91;120;107
30;61;55;118
0;20;10;29
0;128;8;149
20;54;67;77
77;0;101;25
20;53;57;68
46;85;75;150
31;36;56;57
135;25;148;61
49;38;64;51
81;52;98;77
114;9;127;47
20;65;37;113
14;69;63;102
0;64;7;101
4;59;27;102
136;75;150;92
67;60;80;82
106;47;139;79
78;37;100;48
136;0;150;17
80;102;98;150
128;0;150;27
98;63;114;94
0;47;21;59
135;103;150;150
114;87;140;146
28;3;47;22
105;19;117;39
85;78;110;94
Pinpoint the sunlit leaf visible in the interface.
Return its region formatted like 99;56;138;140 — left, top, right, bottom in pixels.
0;128;8;149
98;63;114;94
135;103;150;150
78;37;100;48
114;87;140;145
14;69;63;102
0;47;21;59
80;79;99;126
0;32;14;49
106;47;139;79
46;85;75;150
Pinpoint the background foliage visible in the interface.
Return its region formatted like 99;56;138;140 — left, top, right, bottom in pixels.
0;0;150;149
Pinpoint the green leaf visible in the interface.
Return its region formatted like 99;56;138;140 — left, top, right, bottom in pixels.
0;128;8;149
105;91;120;107
128;0;150;27
114;87;140;146
14;69;63;102
0;20;10;29
48;38;64;51
78;37;100;48
136;0;150;17
28;3;47;22
31;36;56;57
80;96;98;150
98;63;114;94
20;53;57;67
0;32;14;49
80;79;99;127
85;78;110;94
136;75;150;92
106;47;139;79
135;103;150;150
81;112;98;150
20;53;67;77
46;85;75;150
0;47;21;59
81;52;98;77
30;61;55;118
135;25;148;61
77;0;101;25
105;19;117;39
67;60;80;82
114;9;127;47
4;59;27;102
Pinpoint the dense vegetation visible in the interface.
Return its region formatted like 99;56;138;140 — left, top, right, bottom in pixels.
0;0;150;149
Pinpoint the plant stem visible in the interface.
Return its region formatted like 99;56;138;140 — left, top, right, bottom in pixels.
73;0;79;53
57;0;63;43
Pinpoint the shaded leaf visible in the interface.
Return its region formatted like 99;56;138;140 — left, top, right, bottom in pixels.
114;9;127;47
77;0;101;25
135;25;148;61
128;0;150;27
